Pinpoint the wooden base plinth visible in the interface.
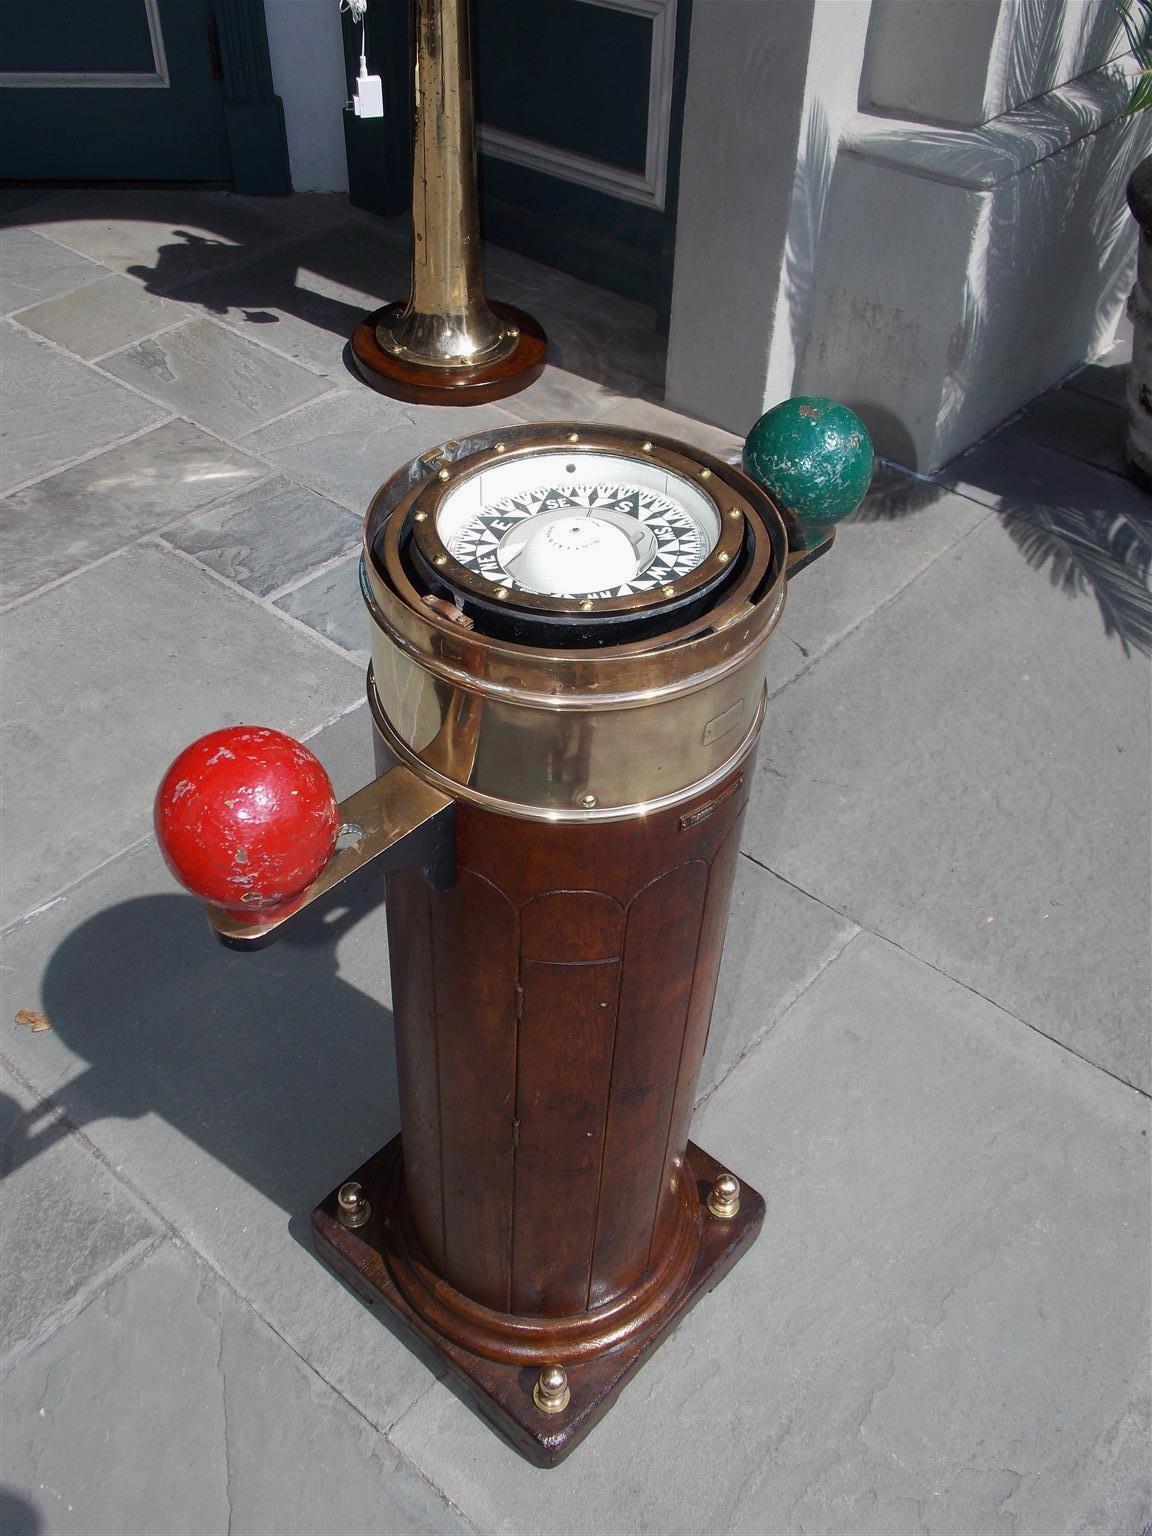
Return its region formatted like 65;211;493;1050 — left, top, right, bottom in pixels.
312;1137;764;1466
349;302;547;406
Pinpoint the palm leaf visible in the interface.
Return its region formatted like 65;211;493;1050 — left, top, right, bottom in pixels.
1117;0;1152;113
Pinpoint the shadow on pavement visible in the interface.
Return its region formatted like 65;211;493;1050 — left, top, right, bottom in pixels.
0;1489;41;1536
5;871;398;1223
999;498;1152;657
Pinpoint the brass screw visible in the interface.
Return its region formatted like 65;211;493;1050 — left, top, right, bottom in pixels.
438;468;450;481
642;440;653;452
567;432;580;443
707;1172;741;1220
662;585;676;598
337;1182;371;1229
495;443;507;454
699;468;712;479
579;599;594;612
717;551;730;565
414;511;427;522
533;1364;570;1415
580;793;598;809
494;587;509;601
433;554;448;567
728;508;741;520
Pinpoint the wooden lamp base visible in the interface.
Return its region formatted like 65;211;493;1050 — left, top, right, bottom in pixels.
312;1137;764;1466
350;302;547;407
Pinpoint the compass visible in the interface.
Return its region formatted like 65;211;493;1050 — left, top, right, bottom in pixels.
383;427;767;646
436;453;721;597
158;406;871;1468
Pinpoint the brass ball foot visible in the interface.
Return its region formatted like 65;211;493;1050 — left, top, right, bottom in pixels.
337;1181;371;1229
533;1364;571;1415
707;1172;741;1220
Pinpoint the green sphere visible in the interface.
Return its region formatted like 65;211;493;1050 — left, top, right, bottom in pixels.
742;397;874;547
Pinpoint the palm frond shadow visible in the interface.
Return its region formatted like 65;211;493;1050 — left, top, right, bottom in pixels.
1004;0;1071;108
998;501;1152;656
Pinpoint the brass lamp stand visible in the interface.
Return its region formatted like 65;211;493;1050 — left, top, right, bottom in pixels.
350;0;547;405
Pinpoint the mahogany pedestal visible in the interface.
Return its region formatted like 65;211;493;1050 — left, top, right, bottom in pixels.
350;302;547;407
313;1140;763;1465
311;752;765;1464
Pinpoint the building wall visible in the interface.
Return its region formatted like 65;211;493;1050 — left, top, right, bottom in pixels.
667;0;1149;472
263;0;349;192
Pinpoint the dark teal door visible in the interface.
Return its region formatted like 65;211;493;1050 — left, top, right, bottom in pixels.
0;0;288;191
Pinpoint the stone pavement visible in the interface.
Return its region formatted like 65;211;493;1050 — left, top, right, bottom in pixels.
1;190;1148;1536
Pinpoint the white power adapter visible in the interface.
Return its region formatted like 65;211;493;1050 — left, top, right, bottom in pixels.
353;69;384;118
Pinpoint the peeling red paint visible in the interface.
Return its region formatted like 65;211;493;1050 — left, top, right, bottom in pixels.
154;726;339;912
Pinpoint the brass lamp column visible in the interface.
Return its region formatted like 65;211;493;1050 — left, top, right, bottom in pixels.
350;0;547;405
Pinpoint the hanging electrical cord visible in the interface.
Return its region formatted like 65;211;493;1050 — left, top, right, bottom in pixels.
340;0;383;116
340;0;368;77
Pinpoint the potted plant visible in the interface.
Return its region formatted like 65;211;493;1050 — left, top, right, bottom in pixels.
1121;0;1152;487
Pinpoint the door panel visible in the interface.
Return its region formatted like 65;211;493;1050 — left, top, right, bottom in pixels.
475;0;653;180
1;0;231;182
7;1;159;75
474;0;690;310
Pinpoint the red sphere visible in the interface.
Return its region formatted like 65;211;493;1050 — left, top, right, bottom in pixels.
155;726;340;914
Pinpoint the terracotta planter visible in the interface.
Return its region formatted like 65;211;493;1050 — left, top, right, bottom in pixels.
1127;155;1152;490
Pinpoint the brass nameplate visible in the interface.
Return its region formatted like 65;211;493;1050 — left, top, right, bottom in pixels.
702;699;744;746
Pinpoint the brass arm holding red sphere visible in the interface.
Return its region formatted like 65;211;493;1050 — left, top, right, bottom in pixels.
155;729;456;951
205;766;456;948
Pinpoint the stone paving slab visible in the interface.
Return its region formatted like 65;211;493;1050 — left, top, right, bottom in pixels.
275;554;371;662
0;419;268;606
0;229;107;316
701;854;857;1098
939;427;1151;523
496;362;642;423
523;269;666;389
596;394;744;458
744;513;1152;1092
389;933;1150;1536
0;542;361;926
242;389;524;511
13;271;191;361
937;437;1150;658
1001;385;1131;479
0;322;165;493
0;1063;160;1368
0;189;66;221
229;192;369;238
160;474;361;598
765;467;992;697
0;1240;473;1536
98;317;332;439
1067;347;1130;409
